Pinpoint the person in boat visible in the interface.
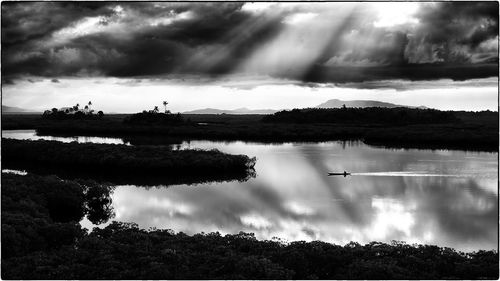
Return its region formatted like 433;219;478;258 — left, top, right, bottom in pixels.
328;171;351;177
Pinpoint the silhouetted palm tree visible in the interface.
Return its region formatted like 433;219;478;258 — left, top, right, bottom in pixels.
154;106;159;113
88;101;92;111
84;105;89;113
163;101;168;113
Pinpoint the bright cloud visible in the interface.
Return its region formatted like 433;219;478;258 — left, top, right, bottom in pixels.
372;2;420;27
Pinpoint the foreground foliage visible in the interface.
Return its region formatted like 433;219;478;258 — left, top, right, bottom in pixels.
2;173;498;279
1;173;113;260
2;138;256;185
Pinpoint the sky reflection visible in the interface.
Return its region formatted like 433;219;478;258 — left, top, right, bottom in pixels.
102;141;497;252
5;130;496;251
2;129;130;145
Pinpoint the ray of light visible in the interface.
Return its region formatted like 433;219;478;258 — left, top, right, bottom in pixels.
236;3;359;79
177;11;283;74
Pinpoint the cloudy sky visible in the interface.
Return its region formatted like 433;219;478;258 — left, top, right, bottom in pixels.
2;2;498;112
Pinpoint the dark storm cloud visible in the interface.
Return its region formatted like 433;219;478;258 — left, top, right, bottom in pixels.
416;2;497;46
1;2;119;77
406;2;498;63
1;2;116;48
1;2;497;82
2;2;283;78
302;2;498;83
302;62;498;84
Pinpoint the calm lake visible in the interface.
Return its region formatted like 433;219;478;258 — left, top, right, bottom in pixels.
3;129;498;252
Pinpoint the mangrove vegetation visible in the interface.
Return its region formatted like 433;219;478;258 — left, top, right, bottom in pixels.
1;139;256;185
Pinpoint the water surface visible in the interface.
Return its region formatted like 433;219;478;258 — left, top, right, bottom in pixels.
2;129;130;145
100;140;498;252
4;130;498;252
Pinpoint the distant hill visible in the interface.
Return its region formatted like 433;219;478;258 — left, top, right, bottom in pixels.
183;100;427;115
316;99;427;109
183;107;278;115
2;105;38;114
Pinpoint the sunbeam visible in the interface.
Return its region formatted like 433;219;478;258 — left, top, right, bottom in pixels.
237;3;358;78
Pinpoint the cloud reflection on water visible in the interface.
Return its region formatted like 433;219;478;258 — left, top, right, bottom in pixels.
106;141;496;252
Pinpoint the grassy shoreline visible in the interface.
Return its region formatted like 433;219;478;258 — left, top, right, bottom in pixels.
2;138;256;185
2;173;498;279
2;110;498;151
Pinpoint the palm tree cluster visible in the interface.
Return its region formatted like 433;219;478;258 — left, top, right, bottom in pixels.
146;101;170;114
42;101;103;119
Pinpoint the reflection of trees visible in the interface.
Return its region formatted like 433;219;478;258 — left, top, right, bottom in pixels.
78;179;115;224
1;173;115;259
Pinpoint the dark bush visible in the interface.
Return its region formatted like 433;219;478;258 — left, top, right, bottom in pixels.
262;107;459;124
2;139;257;185
42;110;103;120
2;220;497;279
1;173;113;259
124;112;184;125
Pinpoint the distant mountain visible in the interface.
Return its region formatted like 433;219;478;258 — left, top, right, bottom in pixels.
316;99;428;109
183;100;428;115
183;107;278;115
2;105;38;114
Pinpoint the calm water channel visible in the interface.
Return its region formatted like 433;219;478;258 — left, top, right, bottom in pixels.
3;129;498;252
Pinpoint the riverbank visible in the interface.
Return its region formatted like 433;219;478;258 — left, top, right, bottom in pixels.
2;173;498;279
2;109;498;151
1;139;256;185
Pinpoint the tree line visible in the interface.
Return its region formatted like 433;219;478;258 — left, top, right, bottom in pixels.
262;107;459;124
2;139;257;185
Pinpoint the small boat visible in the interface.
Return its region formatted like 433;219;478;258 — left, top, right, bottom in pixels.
328;171;351;177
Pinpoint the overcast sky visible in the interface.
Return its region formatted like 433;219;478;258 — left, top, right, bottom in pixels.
2;2;498;112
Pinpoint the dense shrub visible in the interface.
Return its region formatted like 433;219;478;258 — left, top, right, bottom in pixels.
2;221;498;279
2;139;257;185
42;108;103;120
124;112;184;125
1;173;113;259
262;107;459;124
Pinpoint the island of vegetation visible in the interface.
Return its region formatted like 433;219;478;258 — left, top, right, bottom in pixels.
42;101;104;120
3;106;497;151
2;138;256;185
124;102;184;125
2;173;498;280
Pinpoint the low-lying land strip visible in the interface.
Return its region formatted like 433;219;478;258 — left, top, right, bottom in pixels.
2;173;498;279
1;139;256;185
2;108;498;151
